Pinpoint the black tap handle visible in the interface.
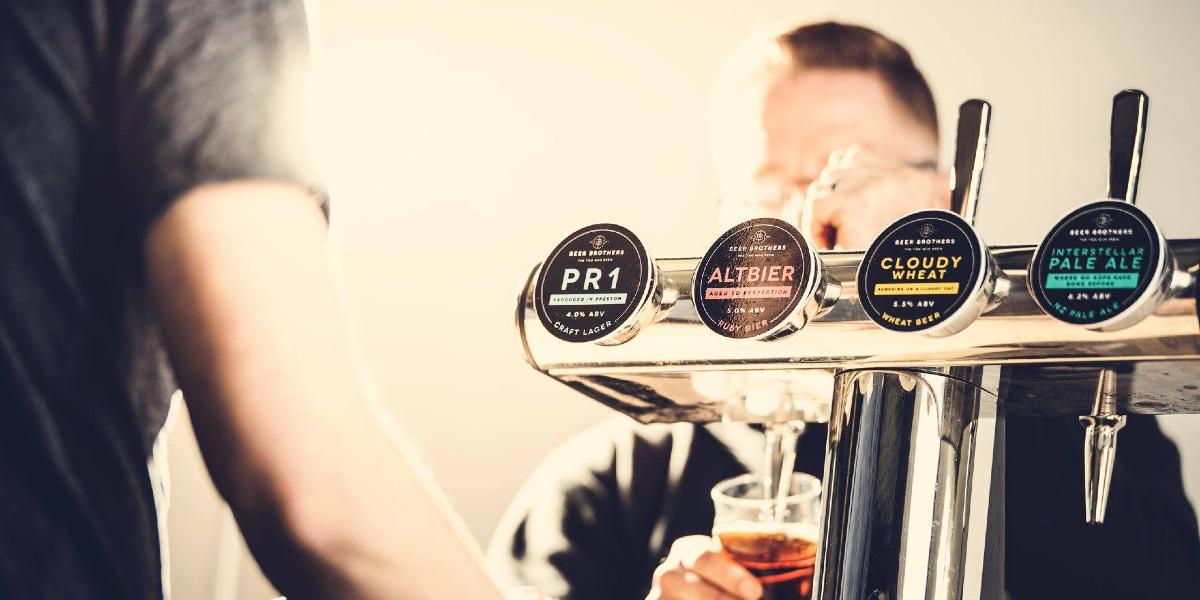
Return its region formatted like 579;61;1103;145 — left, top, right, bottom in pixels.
949;99;992;225
1108;90;1149;205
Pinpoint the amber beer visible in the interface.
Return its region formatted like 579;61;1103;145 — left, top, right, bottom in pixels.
717;524;818;600
712;473;821;600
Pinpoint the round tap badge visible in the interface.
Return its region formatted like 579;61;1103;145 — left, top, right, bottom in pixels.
1029;200;1165;328
693;218;819;340
857;210;987;334
534;223;657;344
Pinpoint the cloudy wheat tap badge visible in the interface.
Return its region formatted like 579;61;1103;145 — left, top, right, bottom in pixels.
858;210;985;333
535;223;655;344
693;218;819;340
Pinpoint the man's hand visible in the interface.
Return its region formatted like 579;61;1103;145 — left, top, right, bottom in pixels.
803;145;950;250
648;535;762;600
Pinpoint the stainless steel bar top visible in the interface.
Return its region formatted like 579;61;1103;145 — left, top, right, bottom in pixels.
519;240;1200;375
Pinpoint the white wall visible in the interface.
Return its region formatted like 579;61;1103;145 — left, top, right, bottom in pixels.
166;1;1200;597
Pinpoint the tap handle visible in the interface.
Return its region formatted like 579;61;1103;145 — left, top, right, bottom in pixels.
1108;89;1149;204
949;99;991;226
1076;92;1149;524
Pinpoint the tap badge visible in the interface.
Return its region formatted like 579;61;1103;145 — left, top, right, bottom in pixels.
857;210;984;333
535;224;653;343
693;218;816;339
1029;200;1162;326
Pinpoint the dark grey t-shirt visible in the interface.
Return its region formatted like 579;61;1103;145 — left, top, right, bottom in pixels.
0;1;317;597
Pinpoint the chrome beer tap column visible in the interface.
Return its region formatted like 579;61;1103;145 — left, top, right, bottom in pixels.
814;100;1004;600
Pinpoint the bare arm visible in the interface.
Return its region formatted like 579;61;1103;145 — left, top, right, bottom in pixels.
145;181;505;599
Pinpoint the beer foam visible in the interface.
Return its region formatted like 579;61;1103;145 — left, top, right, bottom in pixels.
713;521;819;541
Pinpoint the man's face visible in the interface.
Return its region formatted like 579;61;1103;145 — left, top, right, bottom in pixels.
755;68;938;199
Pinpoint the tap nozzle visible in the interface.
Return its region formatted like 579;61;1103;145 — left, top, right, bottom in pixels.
1079;368;1126;524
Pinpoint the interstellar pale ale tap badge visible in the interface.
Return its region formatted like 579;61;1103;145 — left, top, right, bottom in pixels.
694;218;830;340
534;223;660;345
858;209;989;334
1029;200;1166;329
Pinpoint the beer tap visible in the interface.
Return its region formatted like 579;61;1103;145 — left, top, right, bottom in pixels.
855;99;1007;336
1079;91;1145;524
1029;90;1160;523
530;223;676;347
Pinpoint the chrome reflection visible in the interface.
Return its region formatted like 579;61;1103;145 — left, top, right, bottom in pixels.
814;367;1003;600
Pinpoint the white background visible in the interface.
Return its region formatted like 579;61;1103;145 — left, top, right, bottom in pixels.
164;1;1200;596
